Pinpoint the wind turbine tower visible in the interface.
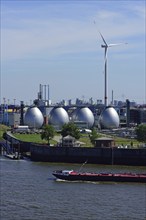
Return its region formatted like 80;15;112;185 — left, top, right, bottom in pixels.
99;32;127;106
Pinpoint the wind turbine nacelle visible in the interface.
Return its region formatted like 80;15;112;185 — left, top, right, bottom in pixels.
101;45;106;48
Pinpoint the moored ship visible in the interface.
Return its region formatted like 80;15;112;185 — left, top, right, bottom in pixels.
52;170;146;183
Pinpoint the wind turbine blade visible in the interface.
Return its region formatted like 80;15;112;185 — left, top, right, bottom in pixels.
108;43;128;47
99;31;108;46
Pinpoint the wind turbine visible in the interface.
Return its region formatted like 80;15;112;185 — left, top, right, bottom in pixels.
99;32;127;106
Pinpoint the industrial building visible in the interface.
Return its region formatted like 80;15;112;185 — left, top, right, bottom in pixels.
0;84;146;131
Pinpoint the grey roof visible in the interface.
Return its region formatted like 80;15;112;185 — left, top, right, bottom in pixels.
95;137;114;141
63;135;75;140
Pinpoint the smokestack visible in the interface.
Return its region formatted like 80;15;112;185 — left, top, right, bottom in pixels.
44;85;46;101
20;101;24;125
48;85;49;103
112;90;113;105
126;99;130;127
39;84;42;100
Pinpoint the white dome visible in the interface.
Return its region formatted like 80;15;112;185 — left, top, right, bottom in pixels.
24;106;44;128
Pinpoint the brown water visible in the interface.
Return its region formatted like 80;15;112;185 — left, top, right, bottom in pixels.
0;156;146;220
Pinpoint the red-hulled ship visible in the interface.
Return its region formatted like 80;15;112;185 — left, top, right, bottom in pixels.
52;170;146;183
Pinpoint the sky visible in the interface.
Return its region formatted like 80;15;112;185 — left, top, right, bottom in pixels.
0;0;146;105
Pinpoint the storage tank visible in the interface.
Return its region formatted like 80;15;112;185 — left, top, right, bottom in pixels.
24;106;44;128
49;107;69;130
71;107;94;128
99;106;120;129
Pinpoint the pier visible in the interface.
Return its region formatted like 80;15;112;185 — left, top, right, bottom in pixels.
0;140;22;160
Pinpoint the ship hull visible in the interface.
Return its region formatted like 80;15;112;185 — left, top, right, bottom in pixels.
52;171;146;183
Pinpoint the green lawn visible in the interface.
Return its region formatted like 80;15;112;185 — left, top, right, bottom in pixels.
14;133;57;145
79;135;93;147
113;137;140;148
0;124;143;148
14;133;93;146
0;124;10;140
13;133;141;148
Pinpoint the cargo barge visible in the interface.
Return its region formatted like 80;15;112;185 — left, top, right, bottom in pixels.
52;170;146;183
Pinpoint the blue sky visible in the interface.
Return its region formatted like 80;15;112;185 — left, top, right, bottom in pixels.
1;0;145;105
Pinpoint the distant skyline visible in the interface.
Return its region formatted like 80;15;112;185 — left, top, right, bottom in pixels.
1;0;145;105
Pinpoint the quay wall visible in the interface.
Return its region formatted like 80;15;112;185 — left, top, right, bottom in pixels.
30;144;146;166
3;132;146;166
3;132;31;152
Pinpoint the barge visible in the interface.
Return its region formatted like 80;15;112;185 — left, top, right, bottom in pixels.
52;170;146;183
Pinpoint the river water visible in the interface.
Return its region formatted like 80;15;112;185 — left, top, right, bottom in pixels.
0;156;146;220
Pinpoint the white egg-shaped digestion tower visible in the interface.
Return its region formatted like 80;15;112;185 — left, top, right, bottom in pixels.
99;106;120;129
49;107;69;130
24;106;44;128
71;107;94;128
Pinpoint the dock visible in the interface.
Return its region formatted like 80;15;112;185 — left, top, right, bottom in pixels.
0;141;22;160
4;154;20;160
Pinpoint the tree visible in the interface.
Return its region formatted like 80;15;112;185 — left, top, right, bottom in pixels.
89;128;100;145
136;124;146;143
41;124;55;145
61;122;81;140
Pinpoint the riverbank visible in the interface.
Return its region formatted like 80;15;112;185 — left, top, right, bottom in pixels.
30;144;146;166
1;131;146;166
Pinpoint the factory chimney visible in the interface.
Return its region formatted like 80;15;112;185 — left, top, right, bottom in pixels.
111;90;114;106
126;99;130;127
20;101;24;125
